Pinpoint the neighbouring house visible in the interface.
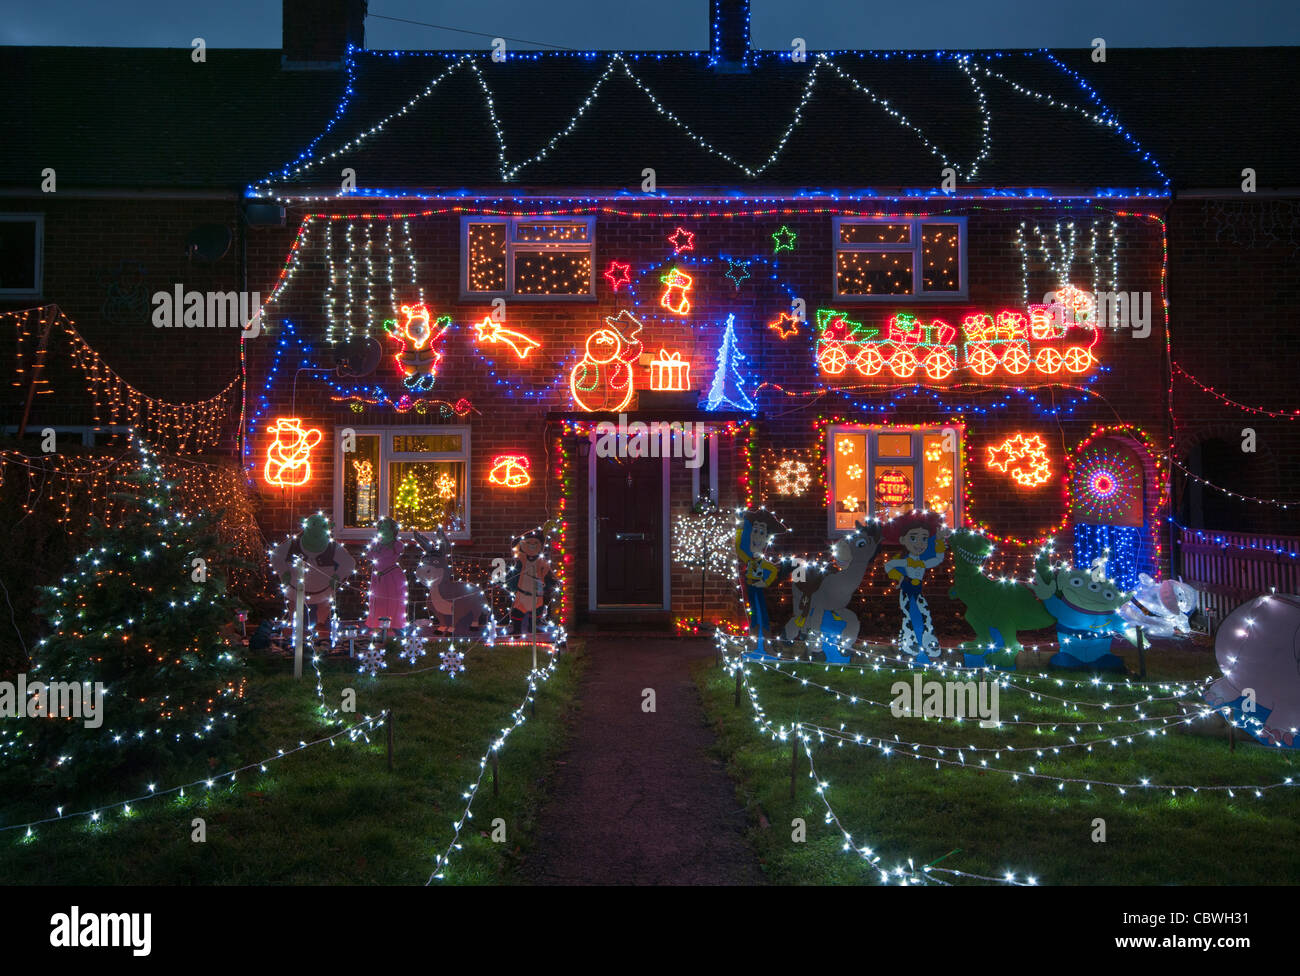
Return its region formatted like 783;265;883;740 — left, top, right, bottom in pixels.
2;0;1297;645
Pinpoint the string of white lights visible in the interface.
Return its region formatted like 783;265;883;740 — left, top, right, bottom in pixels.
3;714;384;842
249;50;1163;199
427;654;558;883
725;649;1034;884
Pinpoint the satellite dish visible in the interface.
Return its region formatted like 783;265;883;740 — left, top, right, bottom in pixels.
185;224;233;262
333;336;382;378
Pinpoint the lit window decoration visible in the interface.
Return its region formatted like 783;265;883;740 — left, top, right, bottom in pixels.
489;454;531;489
846;464;864;480
471;315;541;360
352;459;376;523
603;260;632;292
648;348;691;391
263;418;323;488
725;259;751;289
767;311;800;340
986;432;1052;488
383;303;450;391
667;226;695;254
874;468;913;508
772;225;797;253
771;458;812;497
659;268;692;315
436;472;457;500
569;310;644;413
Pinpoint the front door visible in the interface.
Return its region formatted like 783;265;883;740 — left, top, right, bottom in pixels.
594;453;663;606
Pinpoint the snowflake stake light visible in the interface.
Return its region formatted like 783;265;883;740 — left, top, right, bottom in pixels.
357;641;387;677
400;629;427;666
439;648;466;679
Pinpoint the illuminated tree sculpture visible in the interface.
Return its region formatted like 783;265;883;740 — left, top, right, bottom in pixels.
29;437;248;787
706;314;756;412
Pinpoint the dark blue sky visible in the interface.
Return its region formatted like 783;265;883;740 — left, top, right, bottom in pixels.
2;0;1296;48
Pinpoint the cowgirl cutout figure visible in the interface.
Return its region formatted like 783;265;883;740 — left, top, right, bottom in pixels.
735;510;787;660
884;513;949;665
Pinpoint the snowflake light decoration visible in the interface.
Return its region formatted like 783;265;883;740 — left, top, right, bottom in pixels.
771;458;812;497
357;641;387;677
400;629;427;666
439;648;466;679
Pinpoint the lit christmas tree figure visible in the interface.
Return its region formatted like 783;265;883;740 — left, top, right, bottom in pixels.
29;435;249;786
706;314;755;412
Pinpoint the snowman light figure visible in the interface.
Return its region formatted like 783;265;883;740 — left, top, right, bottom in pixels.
569;310;644;412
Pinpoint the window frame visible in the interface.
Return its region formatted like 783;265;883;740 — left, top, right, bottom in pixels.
333;424;472;541
460;215;597;301
831;216;968;301
0;214;45;298
825;424;963;536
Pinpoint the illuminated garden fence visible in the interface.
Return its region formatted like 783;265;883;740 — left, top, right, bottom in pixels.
1176;527;1300;628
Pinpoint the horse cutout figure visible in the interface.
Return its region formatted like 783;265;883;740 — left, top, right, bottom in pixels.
784;519;883;664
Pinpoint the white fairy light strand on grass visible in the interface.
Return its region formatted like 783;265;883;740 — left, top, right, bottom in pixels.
4;715;383;843
427;654;558;883
727;636;1300;799
725;649;1034;884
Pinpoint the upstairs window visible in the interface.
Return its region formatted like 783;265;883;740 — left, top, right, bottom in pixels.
462;217;595;299
833;217;966;300
0;215;44;296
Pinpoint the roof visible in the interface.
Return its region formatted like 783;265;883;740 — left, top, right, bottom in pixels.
0;47;347;191
2;45;1296;195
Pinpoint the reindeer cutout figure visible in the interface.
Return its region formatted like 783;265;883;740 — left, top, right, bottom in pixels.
784;520;882;664
413;529;485;636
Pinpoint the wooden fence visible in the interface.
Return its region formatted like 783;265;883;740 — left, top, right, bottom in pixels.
1176;526;1300;628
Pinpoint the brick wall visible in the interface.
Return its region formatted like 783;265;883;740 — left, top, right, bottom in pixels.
1166;198;1300;535
240;201;1170;628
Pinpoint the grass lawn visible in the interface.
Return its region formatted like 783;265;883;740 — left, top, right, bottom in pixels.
696;639;1300;885
0;640;584;884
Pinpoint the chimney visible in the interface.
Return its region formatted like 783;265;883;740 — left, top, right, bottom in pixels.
283;0;367;69
709;0;751;72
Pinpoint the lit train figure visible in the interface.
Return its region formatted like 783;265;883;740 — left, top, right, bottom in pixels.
815;287;1100;381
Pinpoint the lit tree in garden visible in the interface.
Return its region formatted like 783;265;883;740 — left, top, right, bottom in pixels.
28;437;248;787
706;314;756;412
671;497;738;621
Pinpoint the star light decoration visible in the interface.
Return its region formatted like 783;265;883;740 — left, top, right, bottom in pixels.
772;225;797;252
725;260;751;289
767;311;801;340
986;432;1053;487
603;260;632;292
667;226;695;254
